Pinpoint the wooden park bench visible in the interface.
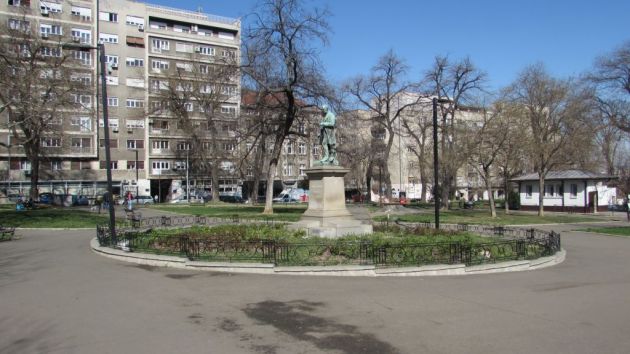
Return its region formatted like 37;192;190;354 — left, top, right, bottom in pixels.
0;226;16;241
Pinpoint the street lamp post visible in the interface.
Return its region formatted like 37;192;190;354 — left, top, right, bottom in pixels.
135;149;139;198
433;97;440;229
65;41;117;239
97;43;117;240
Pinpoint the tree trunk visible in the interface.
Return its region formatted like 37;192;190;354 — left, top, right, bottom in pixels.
211;162;220;202
538;173;545;217
263;159;277;214
503;176;510;214
29;159;39;200
484;167;496;218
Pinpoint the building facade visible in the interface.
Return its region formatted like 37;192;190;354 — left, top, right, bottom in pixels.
0;0;241;201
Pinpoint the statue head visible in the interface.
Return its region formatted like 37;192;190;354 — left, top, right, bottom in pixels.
322;104;329;113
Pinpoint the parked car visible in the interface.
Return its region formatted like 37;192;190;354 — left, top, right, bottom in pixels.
273;194;298;203
219;195;245;203
133;196;154;205
169;196;202;204
38;193;54;204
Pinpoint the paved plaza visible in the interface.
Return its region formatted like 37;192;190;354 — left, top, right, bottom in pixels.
1;222;630;354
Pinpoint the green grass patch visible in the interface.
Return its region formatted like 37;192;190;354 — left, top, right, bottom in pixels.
123;224;498;266
150;204;307;222
580;226;630;237
375;209;601;225
0;207;108;228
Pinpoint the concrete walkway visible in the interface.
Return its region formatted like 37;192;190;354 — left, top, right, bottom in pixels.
1;222;630;353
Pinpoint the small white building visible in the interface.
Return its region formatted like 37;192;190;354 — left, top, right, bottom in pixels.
511;170;618;213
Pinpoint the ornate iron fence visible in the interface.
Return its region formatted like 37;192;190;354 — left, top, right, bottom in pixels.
96;219;562;268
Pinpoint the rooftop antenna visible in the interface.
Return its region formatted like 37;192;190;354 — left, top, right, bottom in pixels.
197;6;203;13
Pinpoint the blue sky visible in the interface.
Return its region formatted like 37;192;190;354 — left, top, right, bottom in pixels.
149;0;630;91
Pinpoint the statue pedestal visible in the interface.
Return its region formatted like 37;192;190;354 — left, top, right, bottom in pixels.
289;165;372;238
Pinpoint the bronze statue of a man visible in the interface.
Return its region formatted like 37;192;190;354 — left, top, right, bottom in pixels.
318;105;339;165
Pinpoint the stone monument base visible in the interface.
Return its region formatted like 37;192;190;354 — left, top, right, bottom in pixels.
288;165;373;238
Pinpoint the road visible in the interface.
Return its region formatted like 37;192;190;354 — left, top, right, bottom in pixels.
1;223;629;354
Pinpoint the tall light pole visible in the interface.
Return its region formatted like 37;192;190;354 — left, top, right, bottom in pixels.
135;149;139;198
63;40;116;239
432;98;440;229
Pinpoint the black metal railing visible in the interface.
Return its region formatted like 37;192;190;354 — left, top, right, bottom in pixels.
96;219;562;268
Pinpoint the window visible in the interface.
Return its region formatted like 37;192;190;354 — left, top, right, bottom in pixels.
221;49;235;58
40;46;62;57
152;140;169;150
126;119;145;129
105;55;118;65
125;15;144;27
283;163;293;176
152;161;170;171
70;74;91;85
151;59;169;70
98;118;118;128
184;102;193;112
297;123;306;134
570;184;578;198
312;146;320;157
108;97;119;107
99;139;118;148
71;94;92;107
221;105;236;116
99;11;117;22
41;1;62;13
175;62;193;72
73;50;91;65
41;137;61;147
71;6;91;20
246;167;254;177
126;36;144;47
99;33;118;44
100;160;119;170
19;160;32;170
197;46;214;55
72;116;92;131
284;141;294;154
221;86;237;96
151;39;169;53
223;142;236;151
545;184;556;197
8;0;26;7
299;164;306;176
71;137;91;149
51;160;62;170
298;142;306;155
126;57;144;67
176;42;193;53
127;161;144;170
525;185;533;199
71;28;90;43
127;139;144;149
126;99;144;108
10;19;30;32
176;141;191;150
173;24;190;33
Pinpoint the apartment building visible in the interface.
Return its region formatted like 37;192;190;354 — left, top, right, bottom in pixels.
0;0;240;200
0;0;98;196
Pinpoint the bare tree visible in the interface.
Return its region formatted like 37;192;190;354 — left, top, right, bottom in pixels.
467;104;512;217
589;41;630;133
243;0;332;214
400;104;433;202
0;18;92;199
344;50;422;199
151;53;239;202
422;56;487;208
507;64;591;216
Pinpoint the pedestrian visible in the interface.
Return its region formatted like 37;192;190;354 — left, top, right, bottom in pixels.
626;198;629;222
